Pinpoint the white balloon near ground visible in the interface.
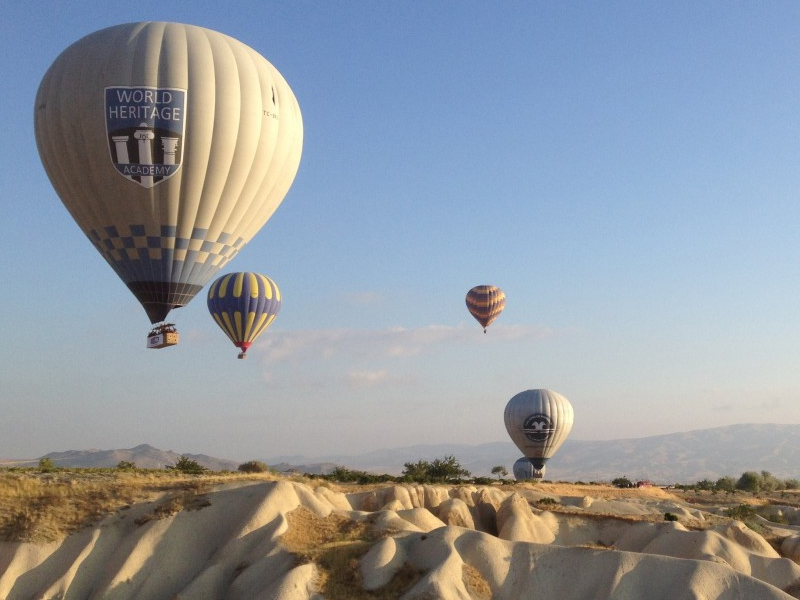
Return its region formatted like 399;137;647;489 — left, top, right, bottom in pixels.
504;389;574;475
513;457;544;480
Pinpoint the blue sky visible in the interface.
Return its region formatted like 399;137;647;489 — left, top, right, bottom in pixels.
2;2;800;463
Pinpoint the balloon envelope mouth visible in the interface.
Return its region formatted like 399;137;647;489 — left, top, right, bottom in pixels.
527;457;549;470
127;281;203;323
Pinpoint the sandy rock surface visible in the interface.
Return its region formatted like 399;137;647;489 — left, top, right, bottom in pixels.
1;480;799;599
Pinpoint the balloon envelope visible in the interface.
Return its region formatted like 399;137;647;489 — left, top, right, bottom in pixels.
513;457;544;480
35;22;303;324
504;389;574;472
465;285;505;331
207;272;281;358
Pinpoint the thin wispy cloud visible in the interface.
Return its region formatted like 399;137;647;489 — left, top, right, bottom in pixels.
347;369;389;388
344;291;384;305
251;323;553;392
706;386;798;414
256;323;552;363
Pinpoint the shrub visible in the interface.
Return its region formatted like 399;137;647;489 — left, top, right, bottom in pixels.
238;460;269;473
168;456;207;474
725;503;756;521
38;458;56;473
471;476;496;485
725;503;766;534
116;461;137;471
664;512;679;521
328;466;359;482
695;479;714;491
324;466;396;484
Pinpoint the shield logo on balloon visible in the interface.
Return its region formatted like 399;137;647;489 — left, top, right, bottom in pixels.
105;86;186;188
522;413;555;443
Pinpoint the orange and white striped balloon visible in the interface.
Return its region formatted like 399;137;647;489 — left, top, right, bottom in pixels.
465;285;505;332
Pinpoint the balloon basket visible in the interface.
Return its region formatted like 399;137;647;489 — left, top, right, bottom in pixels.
237;352;247;359
147;324;179;349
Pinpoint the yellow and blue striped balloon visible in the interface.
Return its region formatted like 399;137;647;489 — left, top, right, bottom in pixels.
207;272;281;358
465;285;506;332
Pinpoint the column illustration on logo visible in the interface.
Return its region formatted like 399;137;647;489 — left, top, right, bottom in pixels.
105;86;186;188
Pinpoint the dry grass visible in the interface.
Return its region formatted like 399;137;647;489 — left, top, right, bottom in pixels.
132;487;213;526
281;507;423;599
518;483;800;531
0;468;274;542
462;563;492;599
676;488;800;509
526;481;679;501
559;505;720;531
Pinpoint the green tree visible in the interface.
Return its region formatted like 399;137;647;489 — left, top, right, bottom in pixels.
760;471;781;492
428;455;470;481
736;471;762;494
714;476;736;493
491;465;508;479
402;455;470;483
329;466;362;482
611;477;633;488
401;460;432;481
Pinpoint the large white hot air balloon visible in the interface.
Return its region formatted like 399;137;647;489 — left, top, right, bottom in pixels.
504;389;574;478
34;22;303;347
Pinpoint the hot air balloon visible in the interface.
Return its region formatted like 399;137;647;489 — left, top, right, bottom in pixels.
513;456;543;480
504;389;573;478
34;22;303;348
465;285;505;332
207;272;281;359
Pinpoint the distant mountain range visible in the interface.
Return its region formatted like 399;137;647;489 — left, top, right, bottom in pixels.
0;444;239;472
267;423;800;483
2;424;799;484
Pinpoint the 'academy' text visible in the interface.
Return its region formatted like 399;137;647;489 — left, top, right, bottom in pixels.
120;164;179;177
